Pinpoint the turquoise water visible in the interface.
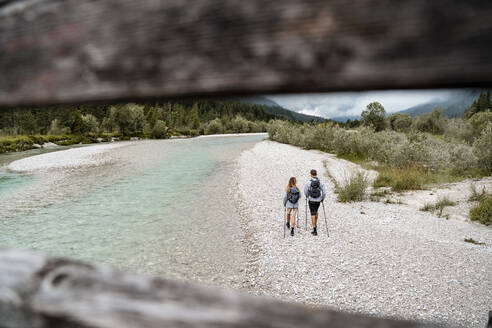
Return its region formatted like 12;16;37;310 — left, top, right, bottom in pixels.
0;135;264;286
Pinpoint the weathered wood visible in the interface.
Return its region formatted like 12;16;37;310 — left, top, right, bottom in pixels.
0;248;439;328
1;0;492;107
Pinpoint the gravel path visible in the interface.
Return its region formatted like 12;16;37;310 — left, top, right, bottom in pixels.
234;140;492;328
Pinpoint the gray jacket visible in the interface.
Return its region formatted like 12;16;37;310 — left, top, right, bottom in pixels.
283;188;300;208
304;177;327;202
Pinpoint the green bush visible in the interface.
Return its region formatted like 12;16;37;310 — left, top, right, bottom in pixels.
337;172;368;202
205;118;224;134
473;122;492;174
469;194;492;225
152;120;168;139
420;196;456;217
373;166;425;191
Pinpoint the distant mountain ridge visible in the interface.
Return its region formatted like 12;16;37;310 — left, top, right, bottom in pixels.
237;96;326;122
330;115;360;122
396;89;483;118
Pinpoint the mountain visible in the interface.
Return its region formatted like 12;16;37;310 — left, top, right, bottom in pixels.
330;115;360;122
237;96;326;122
396;89;483;118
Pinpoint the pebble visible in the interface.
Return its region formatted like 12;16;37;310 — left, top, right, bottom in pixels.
234;140;492;328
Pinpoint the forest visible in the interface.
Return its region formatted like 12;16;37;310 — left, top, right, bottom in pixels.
0;99;308;153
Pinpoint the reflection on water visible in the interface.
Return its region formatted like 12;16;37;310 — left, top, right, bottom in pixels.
0;135;264;287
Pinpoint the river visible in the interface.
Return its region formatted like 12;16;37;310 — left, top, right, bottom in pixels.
0;134;265;288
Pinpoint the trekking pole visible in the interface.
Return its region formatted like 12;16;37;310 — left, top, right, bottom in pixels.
322;201;329;238
283;207;286;238
296;207;300;229
305;198;307;231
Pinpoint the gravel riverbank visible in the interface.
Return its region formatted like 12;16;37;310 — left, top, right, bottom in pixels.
234;140;492;328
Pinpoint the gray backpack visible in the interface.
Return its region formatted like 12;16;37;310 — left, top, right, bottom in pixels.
309;178;321;198
288;187;300;203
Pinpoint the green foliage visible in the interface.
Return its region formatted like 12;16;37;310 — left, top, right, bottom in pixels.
152;120;168;139
205;118;224;134
468;184;487;202
443;118;473;144
472;122;492;174
464;91;491;119
0;98;276;149
189;105;200;129
468;111;492;139
107;103;145;136
81;114;99;134
48;119;67;135
412;108;445;134
336;172;368;202
469;193;492;225
420;196;457;217
388;113;412;132
373;166;425;191
361;102;386;132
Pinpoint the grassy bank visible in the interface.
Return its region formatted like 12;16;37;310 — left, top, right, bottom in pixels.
336;154;477;191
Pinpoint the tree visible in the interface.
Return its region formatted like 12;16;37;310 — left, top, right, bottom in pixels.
48;119;66;135
107;103;145;136
473;122;492;173
81;114;99;134
231;115;250;133
412;107;445;134
189;104;200;129
361;102;386;131
469;111;492;139
205;118;223;134
464;91;491;119
152;120;168;138
71;110;84;135
388;113;412;132
19;111;37;134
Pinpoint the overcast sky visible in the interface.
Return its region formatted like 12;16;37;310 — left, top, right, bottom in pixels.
267;90;456;118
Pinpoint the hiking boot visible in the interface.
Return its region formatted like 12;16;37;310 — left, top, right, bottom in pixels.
286;222;290;229
311;228;317;236
290;228;294;236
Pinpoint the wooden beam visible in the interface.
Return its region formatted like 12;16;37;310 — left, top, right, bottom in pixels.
1;0;492;107
0;248;439;328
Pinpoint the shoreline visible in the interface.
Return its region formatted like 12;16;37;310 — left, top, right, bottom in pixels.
234;140;492;328
2;133;267;172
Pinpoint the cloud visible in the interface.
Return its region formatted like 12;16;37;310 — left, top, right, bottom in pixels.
267;90;456;118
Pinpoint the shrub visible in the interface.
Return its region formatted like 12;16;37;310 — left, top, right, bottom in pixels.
420;196;456;217
205;118;224;134
473;122;492;174
468;111;492;140
468;184;487;202
152;120;168;139
48;119;67;135
374;166;425;191
469;194;492;225
81;114;99;134
337;172;368;202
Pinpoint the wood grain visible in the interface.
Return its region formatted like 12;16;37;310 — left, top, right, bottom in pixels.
1;0;492;107
0;248;439;328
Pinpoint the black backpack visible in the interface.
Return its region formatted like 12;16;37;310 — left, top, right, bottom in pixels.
309;178;321;198
288;187;300;203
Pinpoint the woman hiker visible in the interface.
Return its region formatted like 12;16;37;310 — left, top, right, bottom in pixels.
283;177;301;236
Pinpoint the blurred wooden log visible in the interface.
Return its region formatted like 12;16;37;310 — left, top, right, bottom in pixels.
1;0;492;107
0;248;438;328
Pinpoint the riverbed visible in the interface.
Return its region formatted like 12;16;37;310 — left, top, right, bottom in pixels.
0;134;266;289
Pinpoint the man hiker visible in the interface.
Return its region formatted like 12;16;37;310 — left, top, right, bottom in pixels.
304;169;327;236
